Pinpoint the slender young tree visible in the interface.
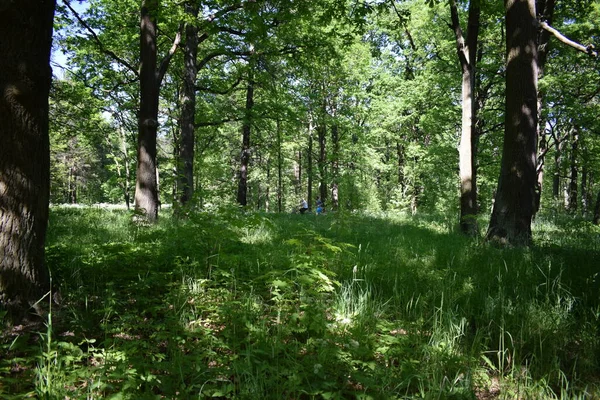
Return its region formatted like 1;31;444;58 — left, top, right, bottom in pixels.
486;0;538;246
0;0;56;319
237;64;255;206
450;0;481;236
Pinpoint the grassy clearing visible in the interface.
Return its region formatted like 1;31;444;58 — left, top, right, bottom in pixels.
1;208;599;399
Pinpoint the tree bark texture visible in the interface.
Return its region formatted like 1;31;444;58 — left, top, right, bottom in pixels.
397;142;405;189
581;166;589;215
567;126;578;212
450;0;480;236
593;190;600;225
317;122;327;204
277;120;283;213
533;0;555;215
237;69;254;206
552;137;561;199
135;0;160;221
177;2;200;207
0;0;55;317
331;123;340;211
307;122;314;210
486;0;538;246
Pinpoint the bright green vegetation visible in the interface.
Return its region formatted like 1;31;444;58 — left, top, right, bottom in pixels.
2;207;599;399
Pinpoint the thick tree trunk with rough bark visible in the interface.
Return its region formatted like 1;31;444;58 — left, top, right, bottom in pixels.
486;0;538;246
178;2;200;208
135;0;160;221
450;0;480;236
0;0;55;319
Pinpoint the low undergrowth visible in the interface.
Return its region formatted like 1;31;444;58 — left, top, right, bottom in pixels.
1;207;599;399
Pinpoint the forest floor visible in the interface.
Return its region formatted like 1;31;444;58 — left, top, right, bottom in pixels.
1;206;600;399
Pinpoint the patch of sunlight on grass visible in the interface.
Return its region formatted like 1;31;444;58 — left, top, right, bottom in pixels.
238;223;274;245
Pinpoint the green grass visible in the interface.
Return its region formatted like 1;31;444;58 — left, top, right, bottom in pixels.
1;207;599;399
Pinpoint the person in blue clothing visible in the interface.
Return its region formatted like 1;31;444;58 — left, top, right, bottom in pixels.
316;196;324;215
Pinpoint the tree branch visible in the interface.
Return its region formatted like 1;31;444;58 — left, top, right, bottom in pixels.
449;0;469;67
195;75;243;94
157;25;183;86
539;21;597;57
62;0;140;77
195;117;244;127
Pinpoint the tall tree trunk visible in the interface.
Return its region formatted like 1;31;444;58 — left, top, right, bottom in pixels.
552;137;561;199
265;159;271;212
135;0;160;221
534;129;547;215
122;127;132;210
177;1;200;208
593;190;600;225
0;0;55;319
237;68;254;206
331;123;340;211
486;0;538;246
397;142;405;190
581;165;588;215
68;164;77;204
567;126;579;212
450;0;480;236
317;121;327;204
277;120;283;213
533;0;555;215
307;121;314;210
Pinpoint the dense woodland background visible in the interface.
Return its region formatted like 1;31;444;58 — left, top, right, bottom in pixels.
49;0;599;223
1;0;600;398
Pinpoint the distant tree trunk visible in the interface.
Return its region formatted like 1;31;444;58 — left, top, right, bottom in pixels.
237;68;254;207
552;137;561;199
265;159;271;212
533;0;555;215
307;121;314;210
567;126;578;212
135;0;161;221
331;123;340;211
486;0;538;246
317;120;327;204
177;1;200;208
107;125;131;209
68;164;77;204
593;190;600;225
122;128;132;210
534;130;547;216
581;166;588;215
450;0;480;236
0;0;55;319
294;150;302;196
397;142;405;190
277;120;283;212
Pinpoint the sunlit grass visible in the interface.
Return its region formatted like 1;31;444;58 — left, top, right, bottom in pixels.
1;208;599;399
